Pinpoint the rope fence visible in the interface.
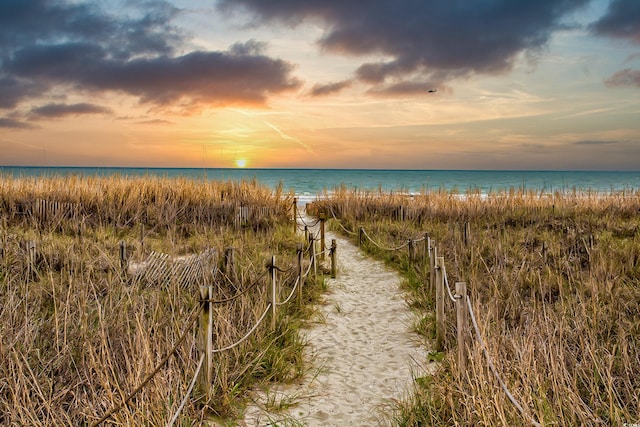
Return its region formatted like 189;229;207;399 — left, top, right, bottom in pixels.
328;215;542;427
87;207;336;426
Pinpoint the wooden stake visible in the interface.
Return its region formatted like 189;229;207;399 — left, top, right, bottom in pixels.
197;285;213;402
435;256;445;352
293;198;298;233
296;243;304;304
319;213;326;261
269;255;277;329
330;239;337;278
455;281;468;372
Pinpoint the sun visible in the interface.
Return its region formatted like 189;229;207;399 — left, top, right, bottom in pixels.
234;158;248;168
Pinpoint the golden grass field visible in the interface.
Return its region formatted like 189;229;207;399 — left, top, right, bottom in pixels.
2;176;639;425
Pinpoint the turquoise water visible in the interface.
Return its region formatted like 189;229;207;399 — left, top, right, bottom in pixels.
2;167;640;202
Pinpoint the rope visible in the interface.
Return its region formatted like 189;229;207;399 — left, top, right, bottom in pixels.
272;264;296;274
296;210;321;228
466;298;541;427
442;263;458;303
205;270;268;304
90;305;201;427
302;258;314;278
211;304;271;353
276;276;300;306
165;353;204;427
361;228;410;252
328;206;358;235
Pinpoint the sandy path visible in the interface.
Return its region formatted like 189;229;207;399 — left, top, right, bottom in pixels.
240;217;430;426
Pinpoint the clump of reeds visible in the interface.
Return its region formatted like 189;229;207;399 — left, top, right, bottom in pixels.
0;175;318;425
313;188;640;426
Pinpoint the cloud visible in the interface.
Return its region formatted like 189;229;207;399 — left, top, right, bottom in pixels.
310;80;352;96
367;80;448;96
604;68;640;87
219;0;591;87
0;117;38;129
573;140;618;146
135;119;174;125
0;2;300;111
590;0;640;43
30;103;112;118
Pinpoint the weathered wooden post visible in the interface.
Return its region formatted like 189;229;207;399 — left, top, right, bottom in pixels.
268;255;277;329
309;235;317;279
542;241;547;264
408;239;415;263
463;221;470;246
296;243;304;304
197;285;213;402
429;241;437;295
423;233;429;263
304;225;309;243
139;222;145;254
435;256;445;352
27;240;37;280
319;213;326;261
293;198;298;233
455;281;468;371
330;239;337;279
359;227;364;247
223;247;237;284
119;240;127;273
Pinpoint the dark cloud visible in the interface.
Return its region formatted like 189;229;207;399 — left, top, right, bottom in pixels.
605;68;640;87
219;0;590;87
0;1;300;112
0;77;45;109
30;103;112;118
0;117;38;129
590;0;640;43
310;80;352;96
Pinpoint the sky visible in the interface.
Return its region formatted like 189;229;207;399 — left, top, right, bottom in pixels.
1;0;639;170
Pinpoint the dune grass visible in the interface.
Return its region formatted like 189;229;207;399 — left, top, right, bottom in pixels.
0;175;322;425
312;187;640;426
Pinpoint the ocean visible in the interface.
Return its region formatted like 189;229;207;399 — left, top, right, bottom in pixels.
2;167;640;204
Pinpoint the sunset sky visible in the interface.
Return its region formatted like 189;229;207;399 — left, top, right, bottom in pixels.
1;0;639;170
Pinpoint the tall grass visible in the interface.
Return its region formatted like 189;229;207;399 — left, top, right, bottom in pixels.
313;188;640;426
0;175;319;425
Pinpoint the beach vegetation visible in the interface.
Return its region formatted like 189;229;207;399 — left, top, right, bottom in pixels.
313;187;640;426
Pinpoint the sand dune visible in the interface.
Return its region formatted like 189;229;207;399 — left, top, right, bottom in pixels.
240;217;431;426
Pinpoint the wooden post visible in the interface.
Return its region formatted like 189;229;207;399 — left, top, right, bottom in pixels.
330;239;337;278
463;221;470;246
435;256;445;352
139;222;144;254
224;247;237;284
27;240;37;280
269;255;277;329
293;198;298;233
542;241;547;264
197;285;213;402
119;240;127;273
319;213;326;261
423;233;429;263
429;242;437;295
359;227;364;246
455;281;468;371
309;235;317;279
304;225;309;243
408;239;415;263
296;243;304;304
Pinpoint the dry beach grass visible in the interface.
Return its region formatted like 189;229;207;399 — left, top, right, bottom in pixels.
312;187;640;426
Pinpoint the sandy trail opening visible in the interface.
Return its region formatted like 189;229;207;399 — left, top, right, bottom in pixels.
240;216;431;426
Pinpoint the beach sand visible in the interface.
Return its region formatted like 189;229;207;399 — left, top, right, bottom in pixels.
238;216;432;426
